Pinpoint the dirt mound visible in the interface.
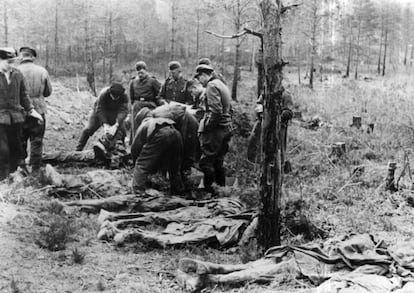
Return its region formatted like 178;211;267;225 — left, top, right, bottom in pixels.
44;82;96;153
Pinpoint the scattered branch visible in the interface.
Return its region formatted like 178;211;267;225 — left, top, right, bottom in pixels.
281;3;302;14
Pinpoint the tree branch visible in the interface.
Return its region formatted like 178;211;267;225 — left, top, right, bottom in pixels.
205;28;263;40
205;30;248;39
281;3;302;14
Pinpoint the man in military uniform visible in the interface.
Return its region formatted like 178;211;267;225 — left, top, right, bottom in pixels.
76;83;129;151
195;64;232;194
131;116;184;195
158;61;192;105
18;46;52;173
129;61;161;142
0;48;43;180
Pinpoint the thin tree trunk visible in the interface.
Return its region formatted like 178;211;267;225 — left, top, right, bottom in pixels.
170;0;177;60
404;43;408;66
377;24;383;74
382;28;388;76
258;0;284;250
108;3;113;83
54;0;59;74
3;0;8;46
345;36;352;78
45;38;50;71
196;0;200;59
232;39;241;101
84;0;96;96
354;20;361;80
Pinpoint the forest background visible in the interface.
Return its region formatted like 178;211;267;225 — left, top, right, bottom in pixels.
2;0;413;97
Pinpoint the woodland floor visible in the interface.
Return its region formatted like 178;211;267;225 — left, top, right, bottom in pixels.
2;69;414;292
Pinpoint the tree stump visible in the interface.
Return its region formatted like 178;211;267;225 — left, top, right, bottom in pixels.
385;162;397;192
331;142;346;158
367;123;374;134
351;116;362;129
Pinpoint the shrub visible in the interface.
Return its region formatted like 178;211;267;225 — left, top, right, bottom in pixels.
36;215;76;251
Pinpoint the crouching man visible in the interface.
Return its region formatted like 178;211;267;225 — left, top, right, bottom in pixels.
76;83;128;151
131;117;184;195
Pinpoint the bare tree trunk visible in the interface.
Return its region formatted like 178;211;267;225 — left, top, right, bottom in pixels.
196;0;200;60
232;39;241;101
345;36;352;78
377;23;383;74
108;4;113;83
382;28;388;76
45;38;50;71
3;0;8;46
258;0;284;250
54;0;59;74
309;0;318;89
404;43;408;66
354;20;361;80
170;0;177;60
84;0;96;96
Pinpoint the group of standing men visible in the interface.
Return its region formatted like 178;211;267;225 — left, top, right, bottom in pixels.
76;59;233;196
0;47;52;181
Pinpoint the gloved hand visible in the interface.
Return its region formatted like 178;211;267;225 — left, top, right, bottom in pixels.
103;123;111;134
281;109;293;123
28;109;43;124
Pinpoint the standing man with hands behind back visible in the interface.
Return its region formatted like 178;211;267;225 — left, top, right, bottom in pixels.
0;47;43;180
18;46;52;174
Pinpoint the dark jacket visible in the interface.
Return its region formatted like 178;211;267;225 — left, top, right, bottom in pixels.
0;68;33;125
131;117;175;163
129;75;161;105
199;77;232;132
151;104;199;169
95;87;129;125
17;59;52;115
158;75;192;105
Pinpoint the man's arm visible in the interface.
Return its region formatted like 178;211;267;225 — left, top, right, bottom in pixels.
152;78;162;105
95;89;109;124
19;75;34;112
116;94;130;124
205;84;223;127
43;69;52;97
130;125;147;164
129;80;135;103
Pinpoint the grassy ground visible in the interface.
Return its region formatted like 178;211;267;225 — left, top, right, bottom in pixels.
1;69;414;292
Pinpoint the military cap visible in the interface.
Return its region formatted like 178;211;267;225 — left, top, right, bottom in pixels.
0;47;17;60
135;61;147;71
19;46;37;58
198;57;212;65
194;64;214;78
168;61;181;71
109;83;125;97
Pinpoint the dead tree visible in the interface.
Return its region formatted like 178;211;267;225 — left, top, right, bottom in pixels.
257;0;285;249
205;0;296;250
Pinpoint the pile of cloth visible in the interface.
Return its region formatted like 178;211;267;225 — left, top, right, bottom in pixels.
176;233;414;292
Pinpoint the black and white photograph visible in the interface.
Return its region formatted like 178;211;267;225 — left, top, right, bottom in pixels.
1;0;414;292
